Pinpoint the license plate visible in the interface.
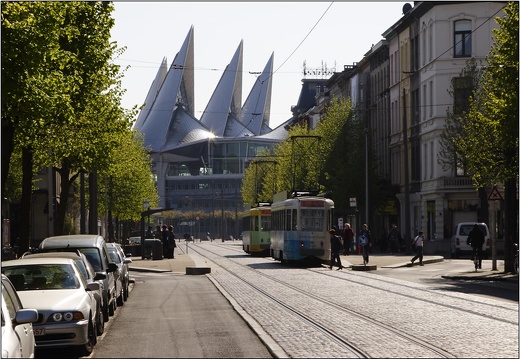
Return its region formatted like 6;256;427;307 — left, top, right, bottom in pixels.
33;328;45;336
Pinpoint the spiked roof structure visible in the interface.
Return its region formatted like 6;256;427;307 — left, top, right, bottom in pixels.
134;27;277;152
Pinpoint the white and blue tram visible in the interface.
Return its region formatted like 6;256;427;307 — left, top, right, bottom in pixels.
242;204;271;256
270;194;334;264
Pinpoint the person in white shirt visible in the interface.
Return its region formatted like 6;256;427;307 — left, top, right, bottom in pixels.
411;231;425;266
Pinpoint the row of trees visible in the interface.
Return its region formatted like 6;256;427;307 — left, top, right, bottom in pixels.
241;97;386;222
2;2;159;253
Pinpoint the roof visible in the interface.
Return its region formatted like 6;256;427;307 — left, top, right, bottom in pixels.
134;27;286;155
39;235;106;250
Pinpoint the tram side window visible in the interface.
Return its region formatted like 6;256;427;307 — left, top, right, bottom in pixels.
243;216;250;231
292;209;297;230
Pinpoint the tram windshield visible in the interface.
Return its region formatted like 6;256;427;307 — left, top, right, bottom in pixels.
301;208;325;231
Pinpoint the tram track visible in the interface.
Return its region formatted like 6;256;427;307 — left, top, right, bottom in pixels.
211;241;517;325
190;242;458;358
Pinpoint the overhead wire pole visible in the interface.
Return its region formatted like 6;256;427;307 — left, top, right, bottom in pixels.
290;135;321;194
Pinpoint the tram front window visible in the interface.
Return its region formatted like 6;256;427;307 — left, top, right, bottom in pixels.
301;209;324;231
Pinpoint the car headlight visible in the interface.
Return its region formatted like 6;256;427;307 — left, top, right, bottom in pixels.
49;311;84;322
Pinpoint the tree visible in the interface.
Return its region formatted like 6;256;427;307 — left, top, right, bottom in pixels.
2;2;76;253
241;97;379;222
98;130;159;241
459;2;518;272
2;2;137;252
439;59;490;225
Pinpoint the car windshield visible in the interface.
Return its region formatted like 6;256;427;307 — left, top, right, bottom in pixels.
108;248;121;264
2;264;80;291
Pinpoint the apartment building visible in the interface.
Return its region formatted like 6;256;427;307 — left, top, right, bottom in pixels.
315;1;506;253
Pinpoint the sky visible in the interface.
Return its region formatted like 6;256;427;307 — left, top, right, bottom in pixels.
110;2;408;129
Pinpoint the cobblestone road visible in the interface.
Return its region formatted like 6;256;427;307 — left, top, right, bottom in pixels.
188;242;518;358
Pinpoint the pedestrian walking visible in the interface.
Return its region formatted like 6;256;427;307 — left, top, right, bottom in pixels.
341;223;354;255
166;225;176;259
358;224;371;264
329;229;343;270
467;224;485;269
411;231;425;266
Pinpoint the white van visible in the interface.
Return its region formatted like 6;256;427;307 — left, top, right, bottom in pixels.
451;222;490;258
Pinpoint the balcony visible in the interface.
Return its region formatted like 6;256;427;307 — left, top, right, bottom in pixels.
437;176;474;189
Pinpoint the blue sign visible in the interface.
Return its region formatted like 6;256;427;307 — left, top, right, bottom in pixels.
358;235;368;247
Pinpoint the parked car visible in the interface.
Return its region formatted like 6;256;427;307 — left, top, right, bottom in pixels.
2;274;38;358
38;234;118;322
128;236;141;245
22;251;107;336
451;222;490;258
106;243;132;303
1;257;100;357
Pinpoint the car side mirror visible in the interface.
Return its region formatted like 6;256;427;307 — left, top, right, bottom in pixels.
86;282;100;292
123;258;132;264
107;262;118;273
94;272;106;281
14;309;38;325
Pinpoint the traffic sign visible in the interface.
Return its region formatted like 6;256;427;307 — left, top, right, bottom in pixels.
487;186;503;201
358;235;368;247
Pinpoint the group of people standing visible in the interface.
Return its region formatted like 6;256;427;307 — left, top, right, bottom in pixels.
329;223;372;269
154;224;177;259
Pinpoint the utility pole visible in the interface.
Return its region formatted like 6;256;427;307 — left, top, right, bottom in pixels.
403;89;411;251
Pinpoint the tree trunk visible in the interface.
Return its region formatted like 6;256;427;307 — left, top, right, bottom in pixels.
19;147;33;254
1;121;14;198
54;163;71;236
503;177;517;273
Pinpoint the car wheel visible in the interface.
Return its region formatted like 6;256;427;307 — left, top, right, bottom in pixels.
78;316;96;356
102;293;109;322
123;281;128;302
117;289;124;306
96;303;104;336
109;299;115;316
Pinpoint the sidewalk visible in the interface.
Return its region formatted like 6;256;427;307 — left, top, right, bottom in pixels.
128;246;518;284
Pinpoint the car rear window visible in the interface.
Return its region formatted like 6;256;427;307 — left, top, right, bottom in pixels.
77;248;103;272
2;264;80;290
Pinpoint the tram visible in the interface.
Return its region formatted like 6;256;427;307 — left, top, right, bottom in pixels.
242;203;271;256
270;192;334;264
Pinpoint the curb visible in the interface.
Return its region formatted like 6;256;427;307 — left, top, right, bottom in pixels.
129;267;171;273
441;274;518;283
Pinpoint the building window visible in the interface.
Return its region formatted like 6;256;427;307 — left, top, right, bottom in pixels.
454;20;471;58
453;77;473;115
429;21;433;62
429;81;433;118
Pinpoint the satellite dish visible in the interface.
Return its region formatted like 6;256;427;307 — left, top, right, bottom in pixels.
403;3;412;14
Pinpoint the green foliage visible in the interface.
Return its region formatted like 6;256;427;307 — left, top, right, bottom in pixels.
98;131;159;221
462;2;518;188
241;97;377;215
2;1;144;235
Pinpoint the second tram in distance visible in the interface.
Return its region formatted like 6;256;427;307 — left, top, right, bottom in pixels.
242;204;271;256
270;193;334;264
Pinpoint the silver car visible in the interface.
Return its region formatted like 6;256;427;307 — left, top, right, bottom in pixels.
1;257;100;357
106;243;132;305
2;274;38;358
38;234;118;322
22;251;107;336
